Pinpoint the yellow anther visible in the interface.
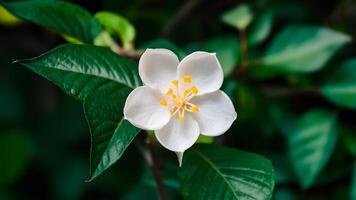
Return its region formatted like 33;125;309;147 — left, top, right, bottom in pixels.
166;88;173;95
160;98;168;106
184;89;191;96
183;75;192;83
191;86;198;94
164;78;199;120
189;106;199;112
171;80;179;86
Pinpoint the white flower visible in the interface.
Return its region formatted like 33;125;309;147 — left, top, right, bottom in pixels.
124;49;237;165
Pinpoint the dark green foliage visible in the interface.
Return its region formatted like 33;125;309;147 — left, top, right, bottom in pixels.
1;0;355;199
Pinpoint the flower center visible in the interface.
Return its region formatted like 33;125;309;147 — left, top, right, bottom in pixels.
159;75;200;120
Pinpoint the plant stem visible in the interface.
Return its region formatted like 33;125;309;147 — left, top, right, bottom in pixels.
260;85;320;96
161;0;202;37
239;29;249;67
137;137;168;200
111;42;142;61
232;29;249;77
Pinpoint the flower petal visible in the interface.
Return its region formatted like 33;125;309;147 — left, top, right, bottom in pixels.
177;51;223;95
176;151;184;167
191;90;237;136
139;48;179;92
124;86;170;130
155;115;200;152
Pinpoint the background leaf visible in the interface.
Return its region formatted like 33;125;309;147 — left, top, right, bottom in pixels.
321;58;356;109
248;11;273;46
222;4;254;30
0;85;24;121
0;131;33;186
259;25;350;75
0;5;21;26
0;0;102;43
179;144;275;200
351;164;356;200
287;109;337;188
95;11;136;50
185;35;240;76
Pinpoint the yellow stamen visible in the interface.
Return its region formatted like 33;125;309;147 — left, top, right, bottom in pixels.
162;76;200;120
166;88;173;95
171;80;179;86
191;86;198;94
183;75;192;83
189;106;199;112
160;98;168;106
178;115;184;120
184;89;191;96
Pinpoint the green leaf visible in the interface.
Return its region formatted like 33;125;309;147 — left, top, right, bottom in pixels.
351;164;356;200
341;131;356;157
17;44;142;180
259;25;350;74
270;154;297;184
95;11;136;50
17;44;141;101
273;189;297;200
179;144;275;200
196;135;214;144
62;34;84;45
0;0;102;43
0;85;24;121
0;5;21;26
84;88;139;180
140;39;186;60
288;109;337;188
93;31;117;51
0;131;33;186
185;35;240;76
321;59;356;109
269;103;297;137
248;12;273;46
222;3;254;30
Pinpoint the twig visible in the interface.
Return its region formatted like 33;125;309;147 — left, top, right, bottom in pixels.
260;85;320;96
111;42;142;61
136;137;168;200
161;0;203;37
233;29;249;76
239;29;249;69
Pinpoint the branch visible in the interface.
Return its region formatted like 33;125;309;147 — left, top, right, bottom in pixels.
232;29;249;76
161;0;203;37
259;85;320;96
111;43;142;61
136;137;168;200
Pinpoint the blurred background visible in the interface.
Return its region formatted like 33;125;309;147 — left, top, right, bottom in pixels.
0;0;356;199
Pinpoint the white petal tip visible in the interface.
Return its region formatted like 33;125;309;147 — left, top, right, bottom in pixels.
176;152;184;167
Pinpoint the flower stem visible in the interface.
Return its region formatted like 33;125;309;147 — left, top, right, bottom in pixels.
260;85;320;96
137;136;168;200
111;42;142;61
234;29;249;75
231;29;249;77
